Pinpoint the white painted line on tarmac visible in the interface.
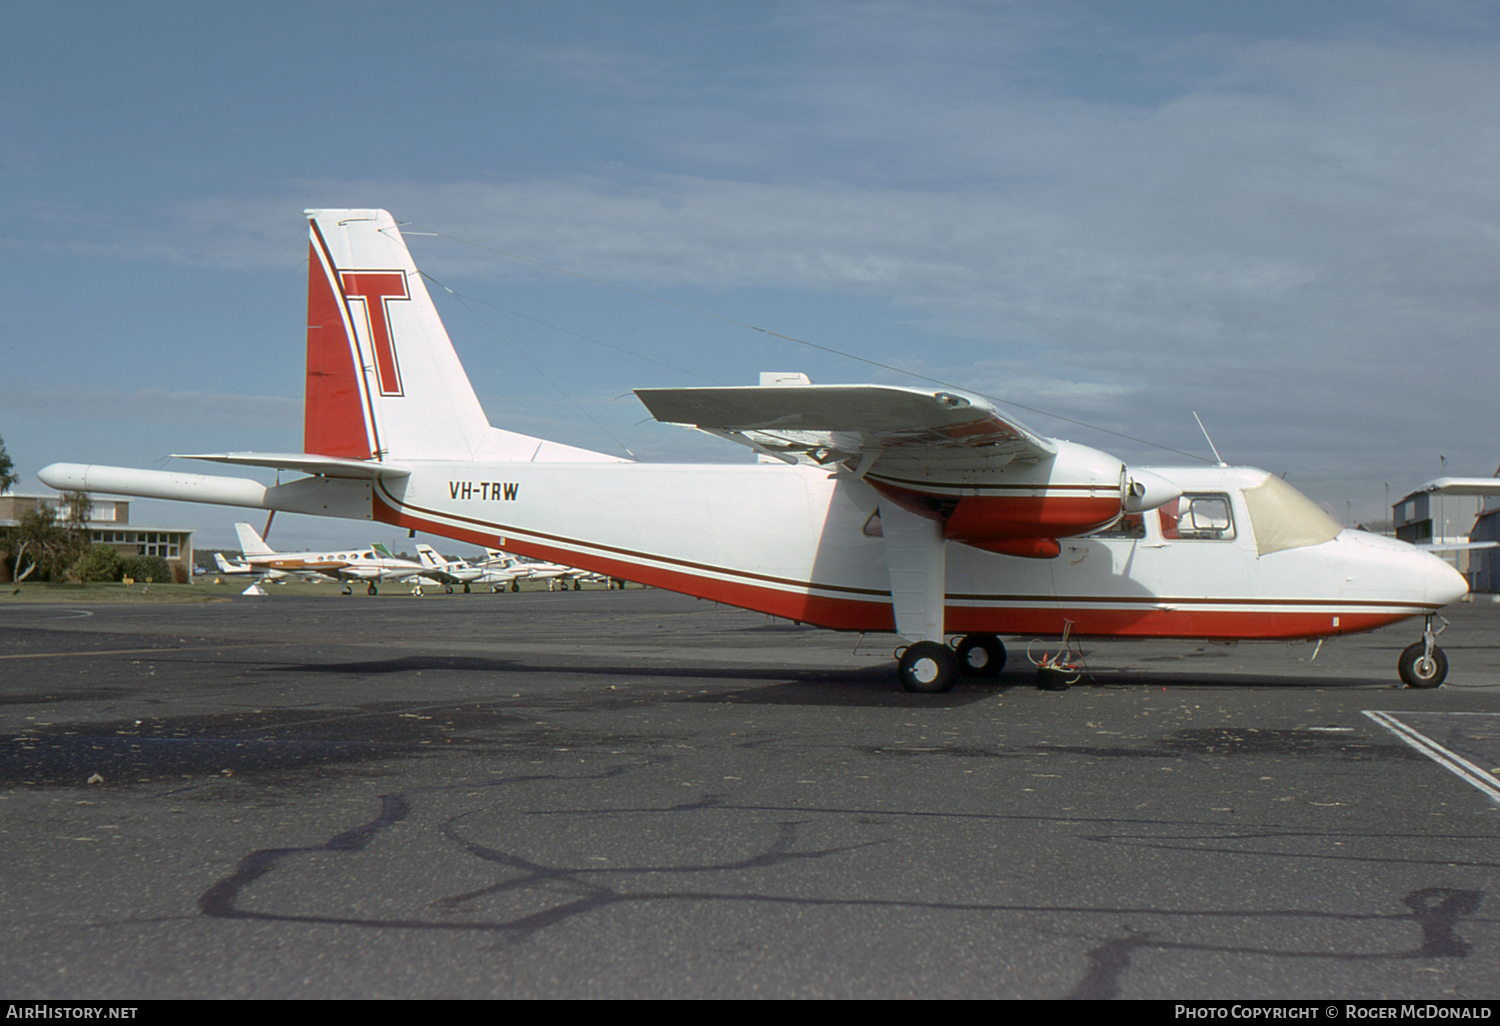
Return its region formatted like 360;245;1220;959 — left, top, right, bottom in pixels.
1364;709;1500;807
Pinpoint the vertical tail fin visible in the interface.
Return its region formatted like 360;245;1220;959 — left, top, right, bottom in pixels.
234;522;275;557
303;209;627;464
305;209;490;461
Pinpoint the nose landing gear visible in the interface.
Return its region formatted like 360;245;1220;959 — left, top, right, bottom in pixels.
1399;614;1449;688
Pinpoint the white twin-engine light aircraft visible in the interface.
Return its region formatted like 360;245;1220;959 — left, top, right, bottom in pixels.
415;544;528;592
40;209;1468;692
228;521;423;594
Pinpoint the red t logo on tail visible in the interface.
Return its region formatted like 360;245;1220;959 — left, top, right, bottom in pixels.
340;271;410;396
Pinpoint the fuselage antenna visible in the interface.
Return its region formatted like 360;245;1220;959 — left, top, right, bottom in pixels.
1193;412;1228;467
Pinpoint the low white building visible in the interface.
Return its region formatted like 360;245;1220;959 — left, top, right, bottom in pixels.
0;492;194;582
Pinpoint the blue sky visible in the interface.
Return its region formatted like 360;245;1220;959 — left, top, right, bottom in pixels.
5;0;1499;550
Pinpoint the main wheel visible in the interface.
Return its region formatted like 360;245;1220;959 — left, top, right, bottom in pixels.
1399;642;1448;688
367;583;378;595
898;641;960;693
955;634;1006;677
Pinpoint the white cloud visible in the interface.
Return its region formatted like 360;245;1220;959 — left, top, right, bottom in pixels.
12;2;1500;524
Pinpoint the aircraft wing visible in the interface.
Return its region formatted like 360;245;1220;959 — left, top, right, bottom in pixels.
1418;540;1500;552
334;567;384;581
633;384;1055;473
174;452;412;480
1405;477;1500;497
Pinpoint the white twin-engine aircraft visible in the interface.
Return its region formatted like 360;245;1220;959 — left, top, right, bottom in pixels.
225;521;424;593
40;209;1468;692
415;544;528;592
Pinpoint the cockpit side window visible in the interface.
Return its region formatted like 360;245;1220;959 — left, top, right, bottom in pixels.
1159;493;1236;541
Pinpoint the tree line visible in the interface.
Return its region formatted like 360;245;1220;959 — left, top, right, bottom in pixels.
0;433;175;585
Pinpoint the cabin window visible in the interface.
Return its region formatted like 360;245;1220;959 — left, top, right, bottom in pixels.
1159;493;1236;541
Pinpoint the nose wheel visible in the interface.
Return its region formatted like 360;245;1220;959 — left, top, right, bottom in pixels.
1399;615;1449;688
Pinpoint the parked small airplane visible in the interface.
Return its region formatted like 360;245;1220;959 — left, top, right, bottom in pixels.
213;551;255;577
211;550;295;580
229;522;424;594
480;549;601;590
40;209;1469;691
415;544;524;592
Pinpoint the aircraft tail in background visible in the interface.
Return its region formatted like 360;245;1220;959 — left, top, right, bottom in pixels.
233;522;276;557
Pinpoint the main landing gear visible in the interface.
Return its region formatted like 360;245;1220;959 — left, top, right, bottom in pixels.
898;633;1007;693
898;616;1455;693
1399;614;1449;688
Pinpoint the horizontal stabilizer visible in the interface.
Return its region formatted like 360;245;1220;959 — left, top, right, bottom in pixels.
175;452;411;479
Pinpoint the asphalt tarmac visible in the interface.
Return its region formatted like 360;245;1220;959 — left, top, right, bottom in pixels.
2;588;1498;999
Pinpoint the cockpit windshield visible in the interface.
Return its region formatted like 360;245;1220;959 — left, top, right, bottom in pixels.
1240;474;1341;556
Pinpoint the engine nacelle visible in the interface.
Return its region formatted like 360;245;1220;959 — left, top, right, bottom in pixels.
868;439;1128;559
1123;469;1182;513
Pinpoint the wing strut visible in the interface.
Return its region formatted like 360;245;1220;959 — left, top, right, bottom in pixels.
879;503;946;644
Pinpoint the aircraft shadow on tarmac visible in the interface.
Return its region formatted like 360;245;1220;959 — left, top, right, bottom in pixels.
245;651;1401;707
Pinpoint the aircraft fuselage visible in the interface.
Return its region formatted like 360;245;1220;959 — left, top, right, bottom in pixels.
346;459;1463;641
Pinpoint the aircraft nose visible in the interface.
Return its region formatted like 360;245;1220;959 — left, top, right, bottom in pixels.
1424;552;1470;607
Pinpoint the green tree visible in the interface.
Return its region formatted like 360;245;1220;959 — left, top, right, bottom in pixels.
0;434;14;495
77;543;124;582
6;503;65;583
61;491;91;534
5;495;92;584
120;554;171;585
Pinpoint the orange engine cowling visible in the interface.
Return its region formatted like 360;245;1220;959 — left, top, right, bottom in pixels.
942;493;1122;558
870;485;1124;560
961;536;1063;559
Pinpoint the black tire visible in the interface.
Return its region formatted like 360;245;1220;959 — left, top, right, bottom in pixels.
367;583;378;595
955;634;1006;677
1399;642;1448;688
898;641;959;693
510;580;520;592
